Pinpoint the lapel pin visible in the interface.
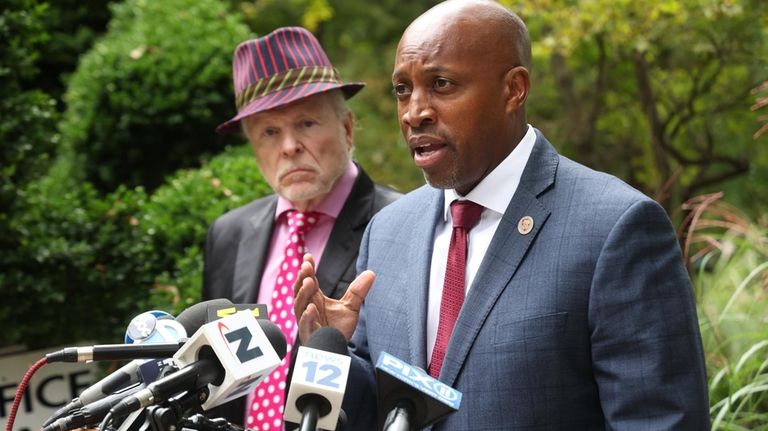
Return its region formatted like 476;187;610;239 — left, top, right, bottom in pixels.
518;216;534;235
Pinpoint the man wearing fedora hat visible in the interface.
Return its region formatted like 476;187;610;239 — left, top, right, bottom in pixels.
202;26;400;430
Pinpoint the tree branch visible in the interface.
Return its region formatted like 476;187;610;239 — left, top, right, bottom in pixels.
633;50;671;181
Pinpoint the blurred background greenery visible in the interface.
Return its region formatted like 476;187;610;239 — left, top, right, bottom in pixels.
1;0;766;427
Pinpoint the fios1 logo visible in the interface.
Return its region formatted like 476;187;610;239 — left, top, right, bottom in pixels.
377;352;461;408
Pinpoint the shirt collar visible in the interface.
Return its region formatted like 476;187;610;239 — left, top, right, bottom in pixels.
443;124;536;220
275;161;359;221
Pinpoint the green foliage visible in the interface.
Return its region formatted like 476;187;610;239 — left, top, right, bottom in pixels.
680;194;768;429
0;145;269;347
0;170;155;347
0;0;60;329
505;0;768;215
140;144;272;315
25;0;112;102
58;0;250;192
0;0;58;235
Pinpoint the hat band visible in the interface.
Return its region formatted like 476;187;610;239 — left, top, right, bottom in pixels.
235;66;342;110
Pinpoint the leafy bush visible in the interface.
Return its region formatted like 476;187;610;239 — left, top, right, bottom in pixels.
138;144;272;315
26;0;112;101
0;145;270;347
0;0;58;239
58;0;250;193
1;171;155;347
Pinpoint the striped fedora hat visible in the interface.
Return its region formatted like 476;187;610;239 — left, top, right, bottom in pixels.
216;27;364;134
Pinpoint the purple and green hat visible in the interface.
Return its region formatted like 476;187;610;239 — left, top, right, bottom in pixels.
216;26;365;134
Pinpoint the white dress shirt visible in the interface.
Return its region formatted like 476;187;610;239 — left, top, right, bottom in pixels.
426;125;536;363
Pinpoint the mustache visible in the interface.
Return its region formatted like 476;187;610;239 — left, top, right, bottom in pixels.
407;125;443;137
405;127;450;143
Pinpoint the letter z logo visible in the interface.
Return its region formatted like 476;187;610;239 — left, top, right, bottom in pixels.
218;322;264;363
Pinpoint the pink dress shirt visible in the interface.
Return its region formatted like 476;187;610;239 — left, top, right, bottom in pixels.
255;161;359;305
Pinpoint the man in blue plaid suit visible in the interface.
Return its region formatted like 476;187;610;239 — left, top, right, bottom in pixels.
294;1;710;429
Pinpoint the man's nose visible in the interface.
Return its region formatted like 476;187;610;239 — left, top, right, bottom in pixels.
279;132;303;156
401;90;435;129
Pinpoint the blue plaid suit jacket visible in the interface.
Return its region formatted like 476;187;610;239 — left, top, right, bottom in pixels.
343;130;709;430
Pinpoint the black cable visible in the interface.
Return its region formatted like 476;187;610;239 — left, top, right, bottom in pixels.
99;411;114;431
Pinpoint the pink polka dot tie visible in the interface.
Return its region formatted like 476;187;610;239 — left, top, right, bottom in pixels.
428;200;483;378
248;210;319;431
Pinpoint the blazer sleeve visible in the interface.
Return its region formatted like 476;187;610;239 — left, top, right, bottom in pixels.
341;216;378;429
589;198;710;429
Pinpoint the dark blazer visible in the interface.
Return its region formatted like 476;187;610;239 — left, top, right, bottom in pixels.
202;165;400;425
345;130;710;430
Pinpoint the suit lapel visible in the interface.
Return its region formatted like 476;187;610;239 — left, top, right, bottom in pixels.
406;188;444;369
439;131;559;386
315;169;375;298
232;197;277;303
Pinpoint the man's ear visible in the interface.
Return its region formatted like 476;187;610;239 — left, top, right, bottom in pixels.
504;66;530;115
343;111;355;149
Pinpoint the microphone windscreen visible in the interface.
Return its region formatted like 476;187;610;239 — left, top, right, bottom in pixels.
306;327;348;356
257;318;288;359
176;298;233;335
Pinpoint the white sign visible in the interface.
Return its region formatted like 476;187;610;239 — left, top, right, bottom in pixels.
0;347;97;431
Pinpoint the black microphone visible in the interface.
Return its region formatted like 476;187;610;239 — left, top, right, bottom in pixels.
42;383;145;431
375;352;462;431
42;299;233;427
284;327;351;431
45;342;184;363
44;299;234;364
111;311;287;418
176;298;234;335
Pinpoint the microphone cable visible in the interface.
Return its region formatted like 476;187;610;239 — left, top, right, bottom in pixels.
5;357;49;431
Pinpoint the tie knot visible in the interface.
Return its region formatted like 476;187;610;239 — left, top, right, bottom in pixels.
287;210;320;235
450;200;483;230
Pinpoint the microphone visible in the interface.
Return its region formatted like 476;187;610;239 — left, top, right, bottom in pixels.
205;303;269;322
42;300;231;427
42;383;145;431
45;342;184;363
65;318;187;403
125;310;187;344
375;352;462;431
111;309;287;418
284;327;351;431
176;298;235;335
41;358;179;431
44;298;235;363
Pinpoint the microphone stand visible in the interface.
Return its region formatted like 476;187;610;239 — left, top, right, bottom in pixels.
298;403;319;431
383;400;413;431
182;414;244;431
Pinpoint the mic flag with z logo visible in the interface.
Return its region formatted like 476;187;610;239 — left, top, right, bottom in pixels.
173;310;284;410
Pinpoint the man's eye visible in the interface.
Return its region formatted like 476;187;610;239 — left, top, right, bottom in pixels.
392;84;411;97
263;128;278;137
301;120;316;128
434;78;451;89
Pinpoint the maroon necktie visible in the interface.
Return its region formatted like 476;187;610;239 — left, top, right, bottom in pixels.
428;200;484;378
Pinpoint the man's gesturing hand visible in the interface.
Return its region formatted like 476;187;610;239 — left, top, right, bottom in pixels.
293;253;375;344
